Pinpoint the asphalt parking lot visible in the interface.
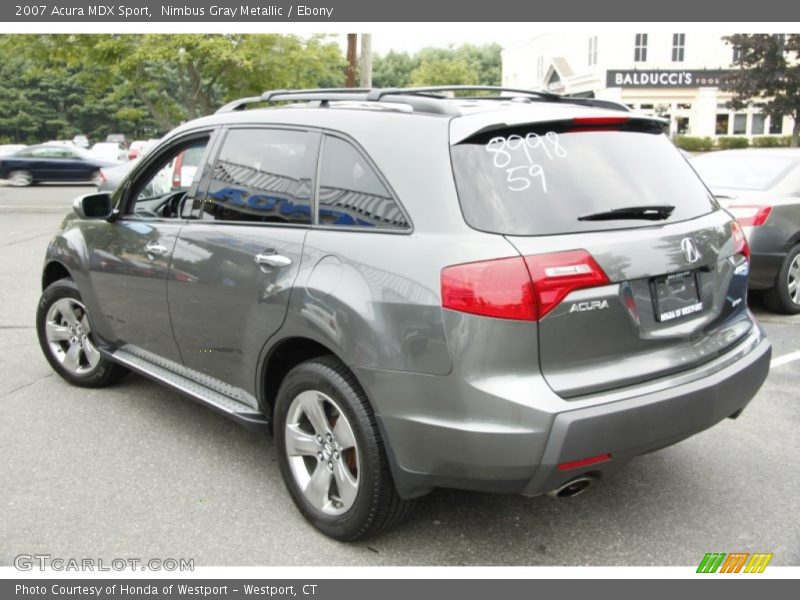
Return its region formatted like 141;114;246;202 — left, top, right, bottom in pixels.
1;183;798;567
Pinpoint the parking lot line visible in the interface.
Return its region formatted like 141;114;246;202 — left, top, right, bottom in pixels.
771;350;800;369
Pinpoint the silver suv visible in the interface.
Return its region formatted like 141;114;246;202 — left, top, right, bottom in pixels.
36;87;772;540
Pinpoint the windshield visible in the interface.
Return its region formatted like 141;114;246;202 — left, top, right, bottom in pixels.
450;128;717;236
691;154;798;191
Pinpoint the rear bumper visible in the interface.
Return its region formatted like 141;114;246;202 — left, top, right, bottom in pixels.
522;329;771;496
748;251;783;290
361;324;771;499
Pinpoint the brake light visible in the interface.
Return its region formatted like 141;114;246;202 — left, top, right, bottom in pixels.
727;204;772;227
172;151;185;188
731;221;750;260
524;250;610;319
572;116;630;126
98;170;106;185
441;250;610;321
441;256;536;321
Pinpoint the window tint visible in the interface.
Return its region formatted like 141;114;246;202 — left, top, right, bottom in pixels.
198;128;315;224
318;136;408;229
450;128;716;236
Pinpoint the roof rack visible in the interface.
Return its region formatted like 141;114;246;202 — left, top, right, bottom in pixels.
215;86;630;115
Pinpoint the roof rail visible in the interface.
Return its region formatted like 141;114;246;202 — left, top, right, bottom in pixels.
215;86;630;115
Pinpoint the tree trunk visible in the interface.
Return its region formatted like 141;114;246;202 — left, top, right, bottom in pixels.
793;118;800;148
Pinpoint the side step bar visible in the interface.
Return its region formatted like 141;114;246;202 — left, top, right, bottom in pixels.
110;347;271;432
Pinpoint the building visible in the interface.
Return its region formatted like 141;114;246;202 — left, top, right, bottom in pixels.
502;32;796;139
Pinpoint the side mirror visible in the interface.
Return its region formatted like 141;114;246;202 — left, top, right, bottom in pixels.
73;193;114;220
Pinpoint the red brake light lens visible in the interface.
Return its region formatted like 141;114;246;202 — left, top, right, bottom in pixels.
727;204;772;227
441;250;609;322
571;116;630;126
524;250;610;320
557;453;612;471
731;221;750;260
441;256;537;321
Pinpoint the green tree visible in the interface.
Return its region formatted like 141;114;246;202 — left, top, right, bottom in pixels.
722;34;800;147
372;50;417;88
410;56;478;87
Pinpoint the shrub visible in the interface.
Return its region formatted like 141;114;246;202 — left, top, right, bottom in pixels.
752;136;792;147
673;136;714;152
717;136;749;149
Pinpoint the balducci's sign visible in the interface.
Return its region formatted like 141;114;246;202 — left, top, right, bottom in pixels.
606;69;734;88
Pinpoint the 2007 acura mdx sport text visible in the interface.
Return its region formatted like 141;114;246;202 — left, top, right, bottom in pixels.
36;86;771;540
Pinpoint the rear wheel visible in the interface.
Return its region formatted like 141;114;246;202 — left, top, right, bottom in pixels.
274;355;414;541
8;170;33;187
36;278;128;387
762;245;800;314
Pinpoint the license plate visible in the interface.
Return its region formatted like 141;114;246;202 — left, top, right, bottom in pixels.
651;270;703;322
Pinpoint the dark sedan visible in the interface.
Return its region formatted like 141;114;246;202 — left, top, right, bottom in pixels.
0;144;120;187
692;148;800;314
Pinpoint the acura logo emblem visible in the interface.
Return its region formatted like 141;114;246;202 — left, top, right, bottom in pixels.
681;238;701;263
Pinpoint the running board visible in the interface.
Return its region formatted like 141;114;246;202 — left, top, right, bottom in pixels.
110;347;271;432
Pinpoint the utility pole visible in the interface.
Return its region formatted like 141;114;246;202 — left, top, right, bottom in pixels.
346;34;357;88
360;34;372;88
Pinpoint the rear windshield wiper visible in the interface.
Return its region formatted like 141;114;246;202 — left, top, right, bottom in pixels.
577;205;675;222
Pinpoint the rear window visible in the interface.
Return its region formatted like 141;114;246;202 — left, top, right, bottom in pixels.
450;127;716;236
691;153;798;191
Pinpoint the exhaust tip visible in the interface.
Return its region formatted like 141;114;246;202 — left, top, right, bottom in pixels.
547;476;594;499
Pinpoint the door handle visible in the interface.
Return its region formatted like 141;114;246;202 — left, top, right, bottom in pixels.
145;241;169;257
255;252;292;269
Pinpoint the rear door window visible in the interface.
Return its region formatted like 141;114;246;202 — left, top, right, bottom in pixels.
198;128;317;224
450;126;716;236
317;135;409;229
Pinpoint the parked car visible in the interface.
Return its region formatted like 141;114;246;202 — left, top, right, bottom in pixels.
36;86;771;541
0;144;27;156
0;144;118;186
90;142;127;162
691;149;800;314
96;160;138;192
105;133;128;148
127;139;158;161
73;135;90;149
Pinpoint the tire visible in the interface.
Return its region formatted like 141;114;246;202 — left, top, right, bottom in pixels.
274;355;414;541
36;278;128;387
8;170;33;187
761;244;800;315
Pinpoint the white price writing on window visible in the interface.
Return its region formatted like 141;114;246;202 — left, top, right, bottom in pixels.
485;132;567;192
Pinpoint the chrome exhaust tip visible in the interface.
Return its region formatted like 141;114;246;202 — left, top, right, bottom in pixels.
546;476;594;499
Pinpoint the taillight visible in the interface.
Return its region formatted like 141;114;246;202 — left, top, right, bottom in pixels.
98;170;106;185
441;257;536;321
172;152;185;188
731;221;750;260
523;250;610;319
727;204;772;227
441;250;610;321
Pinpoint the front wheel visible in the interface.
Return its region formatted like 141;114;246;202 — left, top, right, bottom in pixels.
762;245;800;314
274;356;414;541
36;278;128;387
8;170;33;187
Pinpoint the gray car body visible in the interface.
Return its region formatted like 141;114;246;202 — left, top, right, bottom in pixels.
41;99;772;499
691;148;800;290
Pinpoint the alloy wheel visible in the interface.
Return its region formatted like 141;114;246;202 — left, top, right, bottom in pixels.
789;254;800;306
44;297;101;376
8;170;32;187
284;390;360;516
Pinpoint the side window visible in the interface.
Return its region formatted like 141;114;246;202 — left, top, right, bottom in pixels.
318;136;409;230
128;138;209;219
198;128;315;224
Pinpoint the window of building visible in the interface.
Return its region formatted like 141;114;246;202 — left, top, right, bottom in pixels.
200;128;316;224
634;33;648;62
640;103;654;110
672;33;686;62
769;116;784;135
677;103;692;110
751;114;766;135
732;45;742;64
588;36;598;66
675;117;689;135
716;114;730;135
537;56;544;81
318;136;408;230
732;114;747;135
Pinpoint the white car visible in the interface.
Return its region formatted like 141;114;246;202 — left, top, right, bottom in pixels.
90;142;127;162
